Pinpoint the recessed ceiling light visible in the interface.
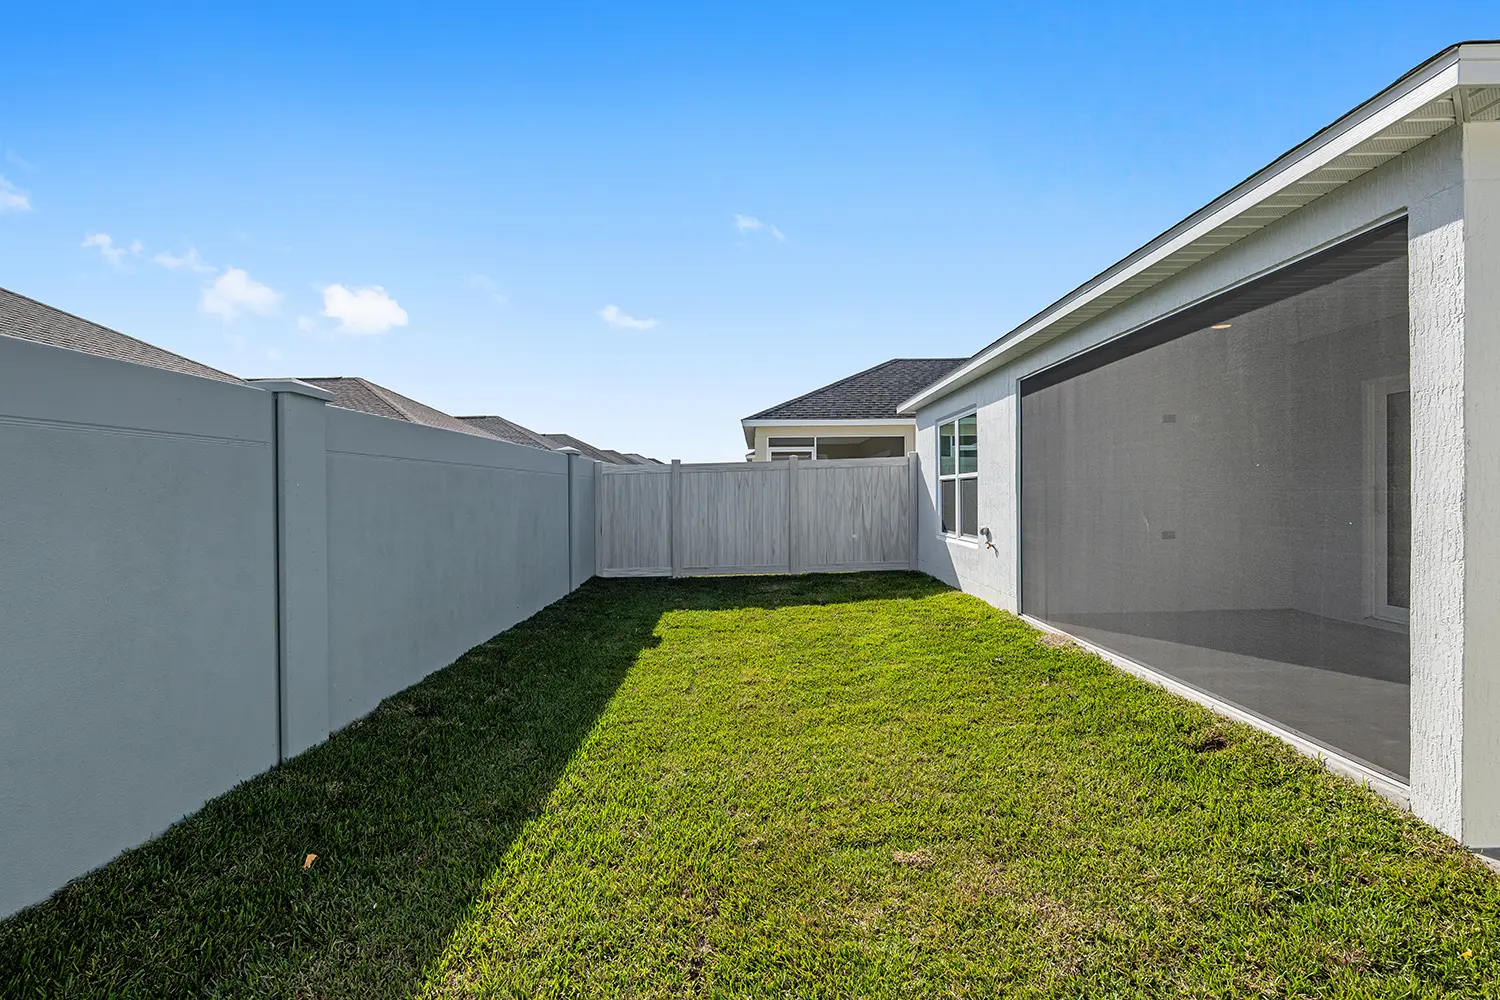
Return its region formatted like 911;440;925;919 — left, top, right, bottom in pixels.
1211;322;1232;329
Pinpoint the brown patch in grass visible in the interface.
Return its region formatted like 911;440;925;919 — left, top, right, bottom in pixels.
1037;633;1075;649
1188;725;1233;754
892;849;934;868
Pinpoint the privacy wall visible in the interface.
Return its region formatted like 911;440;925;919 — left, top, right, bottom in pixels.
596;456;917;577
0;348;594;918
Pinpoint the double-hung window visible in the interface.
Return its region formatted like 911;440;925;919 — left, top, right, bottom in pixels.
938;415;979;537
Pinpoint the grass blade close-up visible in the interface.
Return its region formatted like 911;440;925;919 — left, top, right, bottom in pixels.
2;573;1495;998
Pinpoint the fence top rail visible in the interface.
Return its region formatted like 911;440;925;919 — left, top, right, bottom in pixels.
599;456;912;475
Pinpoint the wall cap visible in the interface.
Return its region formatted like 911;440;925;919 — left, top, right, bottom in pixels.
247;378;336;402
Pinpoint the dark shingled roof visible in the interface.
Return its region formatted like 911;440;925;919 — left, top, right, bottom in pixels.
456;414;558;451
745;358;967;421
541;433;657;466
299;377;498;439
0;286;244;384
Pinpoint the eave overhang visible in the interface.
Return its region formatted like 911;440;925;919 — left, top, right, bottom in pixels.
898;41;1500;415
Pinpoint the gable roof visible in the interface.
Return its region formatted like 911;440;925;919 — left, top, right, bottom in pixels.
0;286;244;384
744;358;966;423
298;377;496;438
540;432;657;465
456;414;558;451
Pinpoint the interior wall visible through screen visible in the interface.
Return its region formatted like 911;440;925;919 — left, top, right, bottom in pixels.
1018;222;1412;779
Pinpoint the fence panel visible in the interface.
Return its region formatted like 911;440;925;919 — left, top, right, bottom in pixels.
597;455;915;577
795;458;914;570
0;337;278;919
679;462;790;575
597;465;672;576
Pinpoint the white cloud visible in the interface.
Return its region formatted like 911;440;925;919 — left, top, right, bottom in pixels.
734;213;784;241
468;273;508;306
4;150;34;171
81;232;141;266
153;246;215;274
0;176;30;214
201;267;282;320
320;284;408;335
599;304;658;331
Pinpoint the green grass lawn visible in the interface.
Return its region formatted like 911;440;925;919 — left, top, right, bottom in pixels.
3;573;1498;998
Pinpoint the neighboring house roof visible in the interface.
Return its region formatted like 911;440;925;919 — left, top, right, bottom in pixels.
0;286;244;384
899;40;1500;414
744;358;966;424
456;414;558;451
299;377;496;438
623;453;665;466
541;433;656;465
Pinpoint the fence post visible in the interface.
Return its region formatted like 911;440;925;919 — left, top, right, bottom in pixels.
670;459;683;578
595;463;606;578
908;451;921;572
787;455;799;575
248;378;334;762
560;447;580;592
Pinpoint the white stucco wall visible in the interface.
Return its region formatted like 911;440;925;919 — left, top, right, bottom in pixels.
914;123;1497;842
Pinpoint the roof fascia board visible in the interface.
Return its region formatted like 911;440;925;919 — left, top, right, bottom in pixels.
898;49;1471;415
740;417;918;428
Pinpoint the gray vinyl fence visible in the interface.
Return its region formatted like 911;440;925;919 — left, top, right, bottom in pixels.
0;338;596;919
596;455;919;577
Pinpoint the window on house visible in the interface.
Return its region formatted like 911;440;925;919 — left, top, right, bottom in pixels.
939;415;978;537
767;434;907;460
768;436;815;461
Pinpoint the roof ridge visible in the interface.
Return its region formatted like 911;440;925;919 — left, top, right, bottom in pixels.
0;286;243;384
744;357;966;422
358;378;424;423
745;358;905;421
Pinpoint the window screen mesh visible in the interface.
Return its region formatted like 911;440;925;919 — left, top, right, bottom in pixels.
1020;220;1410;779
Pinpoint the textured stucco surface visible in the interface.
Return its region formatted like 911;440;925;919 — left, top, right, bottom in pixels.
1461;122;1500;845
0;337;279;918
915;125;1486;840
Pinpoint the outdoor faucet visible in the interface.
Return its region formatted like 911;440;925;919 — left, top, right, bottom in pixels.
980;526;996;551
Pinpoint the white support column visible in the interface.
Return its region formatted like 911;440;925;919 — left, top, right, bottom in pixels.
1409;120;1500;847
1460;121;1500;846
248;378;334;762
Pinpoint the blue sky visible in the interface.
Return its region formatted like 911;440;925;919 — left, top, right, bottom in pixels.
1;3;1494;460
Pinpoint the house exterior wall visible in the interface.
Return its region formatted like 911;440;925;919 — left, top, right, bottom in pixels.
912;123;1500;843
749;421;914;461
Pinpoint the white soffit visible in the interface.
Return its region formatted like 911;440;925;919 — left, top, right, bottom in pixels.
900;41;1500;414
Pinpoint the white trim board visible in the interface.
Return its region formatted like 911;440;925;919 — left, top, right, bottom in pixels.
1019;614;1412;808
900;42;1500;415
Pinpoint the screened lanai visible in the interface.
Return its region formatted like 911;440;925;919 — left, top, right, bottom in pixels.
1020;220;1411;779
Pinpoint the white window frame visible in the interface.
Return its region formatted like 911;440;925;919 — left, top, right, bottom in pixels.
766;434;905;462
938;413;979;539
1363;375;1410;626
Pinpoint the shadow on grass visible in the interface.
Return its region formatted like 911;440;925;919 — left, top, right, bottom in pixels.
0;571;948;999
